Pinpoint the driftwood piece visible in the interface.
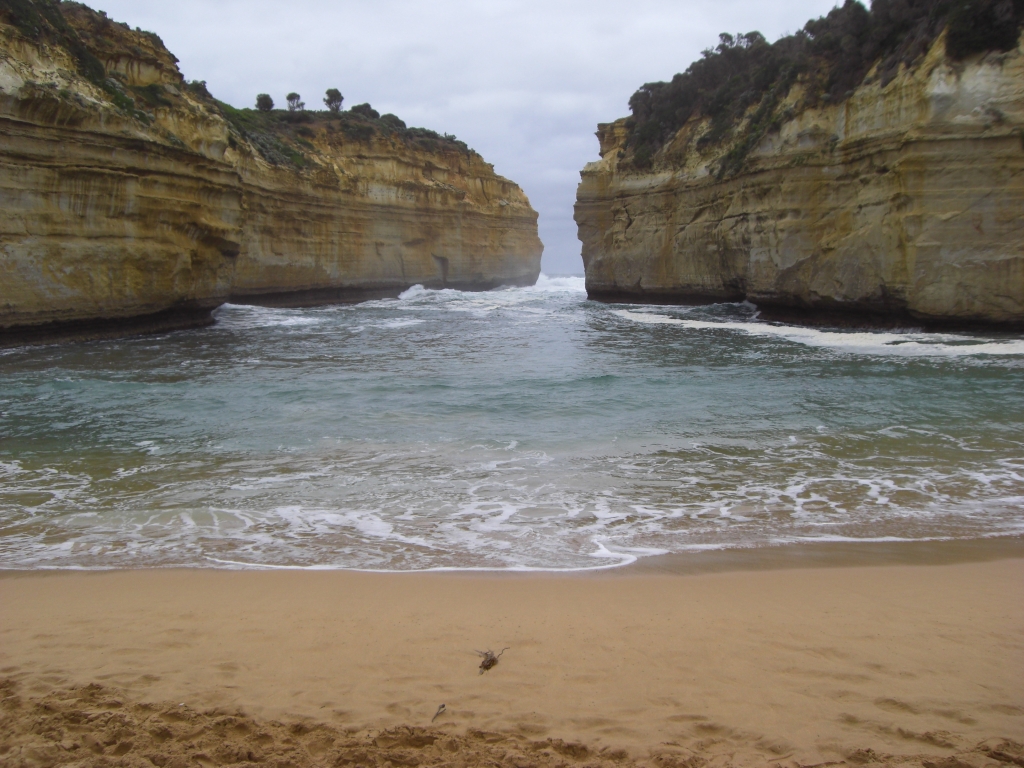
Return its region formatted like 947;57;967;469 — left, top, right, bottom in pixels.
476;647;509;674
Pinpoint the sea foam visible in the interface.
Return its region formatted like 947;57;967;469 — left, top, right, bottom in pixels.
614;309;1024;356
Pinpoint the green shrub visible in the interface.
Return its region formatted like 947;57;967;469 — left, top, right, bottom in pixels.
132;83;171;108
185;80;213;100
405;127;441;140
342;120;375;141
349;103;379;119
255;93;274;112
108;86;134;112
946;0;1024;58
136;28;166;49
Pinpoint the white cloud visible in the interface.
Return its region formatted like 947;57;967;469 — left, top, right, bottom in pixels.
93;0;841;274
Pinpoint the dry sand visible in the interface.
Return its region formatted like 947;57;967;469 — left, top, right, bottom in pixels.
1;546;1023;767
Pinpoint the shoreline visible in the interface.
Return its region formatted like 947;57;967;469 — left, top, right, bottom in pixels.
3;534;1022;579
2;547;1021;766
623;534;1024;575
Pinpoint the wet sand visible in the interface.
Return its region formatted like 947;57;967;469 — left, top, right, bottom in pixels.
1;543;1023;767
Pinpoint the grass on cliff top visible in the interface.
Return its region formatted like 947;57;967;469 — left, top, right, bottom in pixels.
212;97;474;168
625;0;1024;176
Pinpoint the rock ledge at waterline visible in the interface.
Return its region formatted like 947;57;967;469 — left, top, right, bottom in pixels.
574;36;1023;328
0;1;542;344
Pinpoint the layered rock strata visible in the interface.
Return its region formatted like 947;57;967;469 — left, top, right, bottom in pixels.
575;38;1024;327
0;3;542;344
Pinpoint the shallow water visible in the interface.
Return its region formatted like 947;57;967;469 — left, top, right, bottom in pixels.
1;275;1023;570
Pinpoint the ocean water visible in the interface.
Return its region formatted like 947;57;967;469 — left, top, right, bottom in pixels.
2;275;1023;571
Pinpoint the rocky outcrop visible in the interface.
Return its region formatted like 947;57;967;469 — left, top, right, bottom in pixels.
575;37;1024;327
0;2;542;344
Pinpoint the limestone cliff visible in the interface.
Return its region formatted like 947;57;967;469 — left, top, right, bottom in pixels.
0;1;542;343
575;29;1024;327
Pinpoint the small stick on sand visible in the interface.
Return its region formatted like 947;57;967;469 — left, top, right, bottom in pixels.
476;647;509;674
431;703;446;722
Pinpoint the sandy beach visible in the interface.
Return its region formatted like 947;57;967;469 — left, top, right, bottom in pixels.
2;545;1023;767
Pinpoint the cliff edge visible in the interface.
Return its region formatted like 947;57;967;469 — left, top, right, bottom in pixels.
0;1;542;344
575;2;1023;327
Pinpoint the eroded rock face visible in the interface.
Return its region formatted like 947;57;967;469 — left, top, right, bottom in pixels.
574;38;1024;327
229;133;541;307
0;6;542;343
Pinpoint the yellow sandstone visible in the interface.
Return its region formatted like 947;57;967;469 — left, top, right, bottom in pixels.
575;36;1023;326
0;5;542;343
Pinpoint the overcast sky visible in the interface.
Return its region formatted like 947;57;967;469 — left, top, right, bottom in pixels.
95;0;840;274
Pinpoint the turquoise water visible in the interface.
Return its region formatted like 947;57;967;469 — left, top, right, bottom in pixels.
2;276;1023;570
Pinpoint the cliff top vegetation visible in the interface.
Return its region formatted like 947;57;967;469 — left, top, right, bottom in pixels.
625;0;1024;175
0;0;474;165
213;96;472;166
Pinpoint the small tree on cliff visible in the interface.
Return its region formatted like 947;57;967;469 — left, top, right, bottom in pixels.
286;92;305;111
324;88;343;112
255;93;274;112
